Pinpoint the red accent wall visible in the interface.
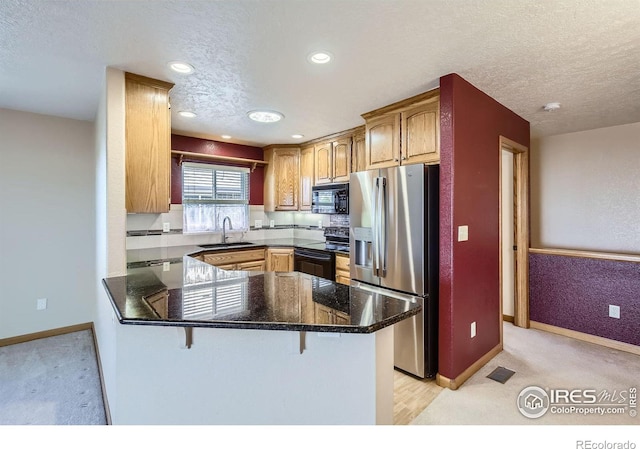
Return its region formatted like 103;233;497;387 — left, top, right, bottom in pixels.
438;74;530;380
171;134;265;205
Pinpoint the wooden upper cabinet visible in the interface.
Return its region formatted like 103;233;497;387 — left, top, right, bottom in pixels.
299;145;314;211
362;89;440;169
314;141;333;185
365;113;400;170
315;137;352;184
351;130;366;173
332;137;352;182
263;146;300;211
401;98;440;165
124;72;174;213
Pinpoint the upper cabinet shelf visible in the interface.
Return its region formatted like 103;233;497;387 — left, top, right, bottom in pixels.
171;150;268;172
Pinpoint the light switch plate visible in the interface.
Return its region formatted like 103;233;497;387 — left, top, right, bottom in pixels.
471;321;476;338
162;222;171;233
609;305;620;319
458;225;469;242
37;298;47;310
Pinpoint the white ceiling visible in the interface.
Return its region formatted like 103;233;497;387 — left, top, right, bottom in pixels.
2;0;639;147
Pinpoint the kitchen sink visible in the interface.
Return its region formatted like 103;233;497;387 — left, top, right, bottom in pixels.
198;242;255;249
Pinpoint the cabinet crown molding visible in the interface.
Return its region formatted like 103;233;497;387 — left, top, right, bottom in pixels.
361;88;440;120
125;72;174;90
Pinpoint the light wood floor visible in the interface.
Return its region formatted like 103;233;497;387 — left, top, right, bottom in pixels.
393;369;444;425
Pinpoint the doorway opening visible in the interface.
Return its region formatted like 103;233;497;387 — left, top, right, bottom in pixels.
499;136;529;346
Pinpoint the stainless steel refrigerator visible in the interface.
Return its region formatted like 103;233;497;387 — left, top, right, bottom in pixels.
349;163;439;378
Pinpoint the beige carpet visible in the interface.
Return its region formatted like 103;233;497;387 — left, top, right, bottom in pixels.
411;323;640;425
0;330;106;425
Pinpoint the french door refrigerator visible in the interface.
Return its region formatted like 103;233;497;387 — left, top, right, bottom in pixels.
349;163;439;378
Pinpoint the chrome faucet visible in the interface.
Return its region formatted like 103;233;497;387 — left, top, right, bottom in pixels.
222;216;232;243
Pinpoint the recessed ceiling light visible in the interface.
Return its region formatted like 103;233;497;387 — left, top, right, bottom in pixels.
178;111;196;118
543;102;561;112
291;134;304;139
308;51;332;64
169;61;195;74
221;135;232;139
247;110;284;123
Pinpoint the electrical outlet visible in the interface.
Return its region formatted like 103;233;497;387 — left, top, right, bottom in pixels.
270;220;275;228
162;222;171;233
36;298;47;310
609;305;620;319
254;219;262;229
458;225;469;242
471;321;476;338
163;261;171;272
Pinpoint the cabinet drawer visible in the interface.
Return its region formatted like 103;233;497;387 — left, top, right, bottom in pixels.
237;260;266;271
336;272;350;286
335;254;350;271
204;249;266;266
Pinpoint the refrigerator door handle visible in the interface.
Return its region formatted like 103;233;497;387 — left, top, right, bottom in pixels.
378;177;387;277
372;177;380;277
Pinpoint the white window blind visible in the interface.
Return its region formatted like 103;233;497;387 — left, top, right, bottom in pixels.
182;162;249;233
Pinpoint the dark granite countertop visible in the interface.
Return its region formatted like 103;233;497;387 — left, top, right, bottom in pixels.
102;257;421;334
126;238;347;267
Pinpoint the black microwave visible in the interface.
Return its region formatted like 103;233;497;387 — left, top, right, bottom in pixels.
311;183;349;214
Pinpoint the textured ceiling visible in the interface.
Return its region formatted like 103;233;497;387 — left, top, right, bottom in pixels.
1;0;639;147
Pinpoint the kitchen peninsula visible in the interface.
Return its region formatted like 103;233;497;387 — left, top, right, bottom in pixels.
101;245;421;425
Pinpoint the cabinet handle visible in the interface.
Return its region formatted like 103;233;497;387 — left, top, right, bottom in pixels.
394;158;399;162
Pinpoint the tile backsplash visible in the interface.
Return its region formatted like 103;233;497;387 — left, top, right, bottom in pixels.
125;204;332;249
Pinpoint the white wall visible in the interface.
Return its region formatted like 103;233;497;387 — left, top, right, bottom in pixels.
93;67;127;422
111;324;393;424
531;122;640;254
0;108;95;339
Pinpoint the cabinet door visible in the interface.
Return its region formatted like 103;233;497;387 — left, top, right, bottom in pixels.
314;141;333;185
334;311;350;325
352;131;366;173
124;73;174;213
314;303;334;324
365;113;400;170
273;273;301;322
299;146;314;211
237;260;266;271
401;99;440;165
332;137;352;182
267;248;294;272
273;149;300;210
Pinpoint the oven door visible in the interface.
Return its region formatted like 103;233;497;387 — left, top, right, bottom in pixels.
293;248;336;281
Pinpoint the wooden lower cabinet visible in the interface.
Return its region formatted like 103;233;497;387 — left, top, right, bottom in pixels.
314;303;350;325
335;254;351;285
202;248;266;271
266;248;294;272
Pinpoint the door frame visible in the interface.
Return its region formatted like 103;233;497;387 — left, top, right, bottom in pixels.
499;136;530;342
